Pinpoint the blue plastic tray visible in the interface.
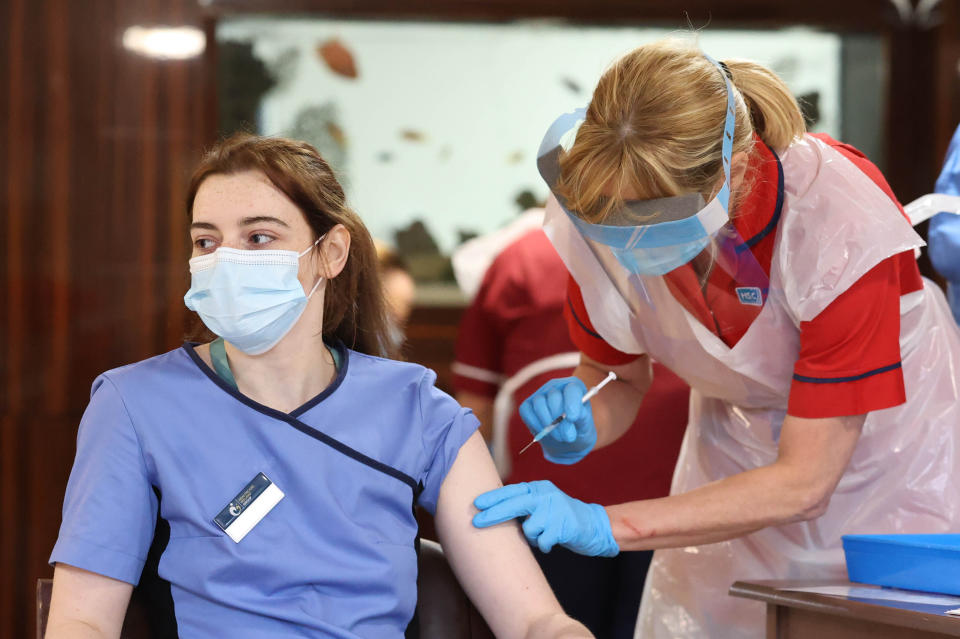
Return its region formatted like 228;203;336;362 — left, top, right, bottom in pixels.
842;534;960;596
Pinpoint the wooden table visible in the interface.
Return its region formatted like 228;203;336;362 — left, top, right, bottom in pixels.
729;580;960;638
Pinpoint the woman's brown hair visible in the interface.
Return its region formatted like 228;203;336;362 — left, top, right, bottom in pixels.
185;133;392;358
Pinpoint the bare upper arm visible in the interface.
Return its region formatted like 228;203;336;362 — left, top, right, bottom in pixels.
576;352;653;447
45;563;133;639
579;352;653;394
434;431;586;639
775;413;867;515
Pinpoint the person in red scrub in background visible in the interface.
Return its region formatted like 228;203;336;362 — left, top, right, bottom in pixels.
453;222;689;639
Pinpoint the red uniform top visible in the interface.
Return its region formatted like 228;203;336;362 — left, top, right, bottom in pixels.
565;134;923;419
453;229;689;504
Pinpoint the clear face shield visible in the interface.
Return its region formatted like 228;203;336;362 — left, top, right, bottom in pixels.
538;55;772;311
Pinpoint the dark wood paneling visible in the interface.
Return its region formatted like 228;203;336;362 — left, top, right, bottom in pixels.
405;305;465;394
0;1;210;637
934;0;960;167
886;11;938;202
204;0;901;31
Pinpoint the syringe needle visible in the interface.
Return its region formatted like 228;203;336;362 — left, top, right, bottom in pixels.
517;371;617;455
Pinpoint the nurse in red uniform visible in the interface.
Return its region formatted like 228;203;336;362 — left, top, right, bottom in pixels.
472;39;960;639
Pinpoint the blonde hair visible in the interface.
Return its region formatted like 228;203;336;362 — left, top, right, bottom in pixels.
555;38;805;223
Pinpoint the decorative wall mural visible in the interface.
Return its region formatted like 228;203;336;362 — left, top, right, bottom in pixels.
317;38;359;79
217;40;276;135
288;102;348;180
217;18;875;287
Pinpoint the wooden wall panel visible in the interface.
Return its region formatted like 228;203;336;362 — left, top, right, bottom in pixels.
203;0;902;31
0;1;211;637
405;305;465;394
934;0;960;167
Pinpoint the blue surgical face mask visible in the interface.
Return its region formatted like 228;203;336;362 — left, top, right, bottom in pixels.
615;235;713;275
183;235;325;355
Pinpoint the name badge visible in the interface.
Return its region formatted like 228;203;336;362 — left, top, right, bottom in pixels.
214;472;284;543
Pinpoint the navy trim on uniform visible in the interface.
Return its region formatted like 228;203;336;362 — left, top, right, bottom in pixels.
567;297;604;340
183;342;419;493
283;418;419;492
738;145;785;252
792;362;902;384
405;480;426;639
289;341;348;418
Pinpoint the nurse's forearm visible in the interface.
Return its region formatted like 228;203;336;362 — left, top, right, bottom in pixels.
607;413;866;550
573;353;651;449
607;464;813;550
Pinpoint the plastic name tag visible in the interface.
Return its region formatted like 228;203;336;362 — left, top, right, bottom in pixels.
214;472;284;543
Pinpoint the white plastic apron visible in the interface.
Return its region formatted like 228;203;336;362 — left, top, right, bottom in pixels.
544;135;960;639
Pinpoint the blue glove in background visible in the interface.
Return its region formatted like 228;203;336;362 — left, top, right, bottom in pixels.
929;213;960;324
518;376;597;464
472;480;619;557
931;123;960;323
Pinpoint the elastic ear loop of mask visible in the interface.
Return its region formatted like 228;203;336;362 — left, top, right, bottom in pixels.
298;233;326;257
304;233;328;298
702;53;736;217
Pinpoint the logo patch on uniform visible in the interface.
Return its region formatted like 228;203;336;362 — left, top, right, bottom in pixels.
214;472;284;543
735;287;763;307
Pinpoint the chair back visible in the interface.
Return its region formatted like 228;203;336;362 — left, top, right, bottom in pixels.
416;539;495;638
37;579;52;639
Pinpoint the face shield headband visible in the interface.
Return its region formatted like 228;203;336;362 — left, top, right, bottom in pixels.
537;54;738;277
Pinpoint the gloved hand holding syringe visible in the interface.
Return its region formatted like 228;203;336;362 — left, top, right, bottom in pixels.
519;371;617;455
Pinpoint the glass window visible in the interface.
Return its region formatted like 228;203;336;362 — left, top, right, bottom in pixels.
217;18;882;292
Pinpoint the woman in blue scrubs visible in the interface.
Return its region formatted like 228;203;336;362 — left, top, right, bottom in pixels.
45;134;591;639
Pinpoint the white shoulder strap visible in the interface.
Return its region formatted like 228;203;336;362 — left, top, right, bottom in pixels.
903;193;960;226
490;352;581;476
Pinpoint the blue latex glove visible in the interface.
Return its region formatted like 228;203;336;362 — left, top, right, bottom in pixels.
929;214;960;324
518;377;597;464
931;123;960;323
472;480;619;557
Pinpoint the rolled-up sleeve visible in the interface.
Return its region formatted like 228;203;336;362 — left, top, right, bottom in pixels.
565;277;641;366
416;370;480;514
788;258;906;418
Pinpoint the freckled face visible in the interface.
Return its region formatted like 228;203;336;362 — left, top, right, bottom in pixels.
190;170;322;290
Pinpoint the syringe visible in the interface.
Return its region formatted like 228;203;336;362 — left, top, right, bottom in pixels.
518;371;617;455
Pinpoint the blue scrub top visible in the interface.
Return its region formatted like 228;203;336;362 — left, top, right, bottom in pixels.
931;123;960;323
50;342;479;638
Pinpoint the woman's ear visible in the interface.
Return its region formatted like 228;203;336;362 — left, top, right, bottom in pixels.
730;151;750;192
316;224;351;279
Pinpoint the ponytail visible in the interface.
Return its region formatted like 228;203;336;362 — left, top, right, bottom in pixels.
556;38;808;223
723;59;806;153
